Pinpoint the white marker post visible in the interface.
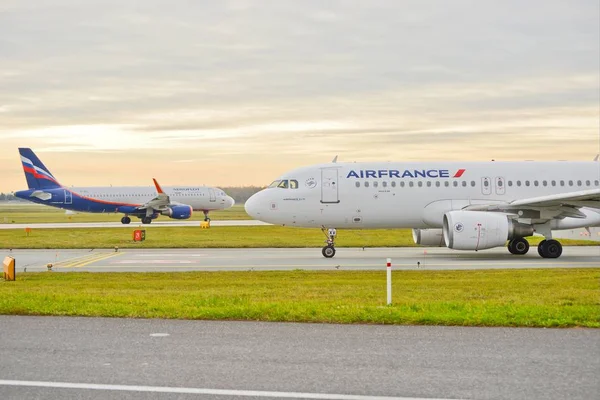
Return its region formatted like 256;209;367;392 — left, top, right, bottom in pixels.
386;258;392;305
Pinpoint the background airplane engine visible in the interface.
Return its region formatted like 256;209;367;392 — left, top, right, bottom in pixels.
161;205;193;219
412;229;445;246
443;211;534;251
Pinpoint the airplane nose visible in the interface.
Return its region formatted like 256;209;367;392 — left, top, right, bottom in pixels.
245;192;262;220
227;196;235;208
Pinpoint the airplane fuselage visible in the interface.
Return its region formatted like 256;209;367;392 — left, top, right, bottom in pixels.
245;161;600;230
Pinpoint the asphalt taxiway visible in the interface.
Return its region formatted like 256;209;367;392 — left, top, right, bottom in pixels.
2;246;598;272
0;316;598;400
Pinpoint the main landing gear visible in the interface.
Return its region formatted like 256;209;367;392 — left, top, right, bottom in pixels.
121;216;131;225
507;237;529;255
321;227;337;258
537;239;563;258
507;237;563;258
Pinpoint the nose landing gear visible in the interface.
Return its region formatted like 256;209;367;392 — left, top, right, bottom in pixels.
321;227;337;258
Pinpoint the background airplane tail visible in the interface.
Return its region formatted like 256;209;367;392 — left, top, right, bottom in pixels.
19;148;62;189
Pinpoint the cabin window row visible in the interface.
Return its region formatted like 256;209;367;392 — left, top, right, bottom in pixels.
354;180;600;188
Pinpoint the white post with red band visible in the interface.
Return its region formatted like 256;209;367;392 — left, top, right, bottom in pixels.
386;258;392;305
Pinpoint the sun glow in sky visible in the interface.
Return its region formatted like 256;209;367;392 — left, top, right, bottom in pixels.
1;0;599;191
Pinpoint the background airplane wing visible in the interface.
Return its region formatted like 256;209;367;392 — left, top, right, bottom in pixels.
465;188;600;219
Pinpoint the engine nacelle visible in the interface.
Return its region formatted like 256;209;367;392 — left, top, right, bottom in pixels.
161;205;193;220
412;229;445;246
443;211;534;251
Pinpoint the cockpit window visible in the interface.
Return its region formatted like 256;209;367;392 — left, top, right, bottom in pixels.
268;179;298;189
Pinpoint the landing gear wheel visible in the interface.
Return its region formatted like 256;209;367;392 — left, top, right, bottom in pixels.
539;239;562;258
537;240;547;257
141;217;152;224
121;216;131;225
322;245;336;258
508;238;529;255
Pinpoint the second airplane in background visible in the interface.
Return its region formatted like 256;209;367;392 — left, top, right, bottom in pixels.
15;148;235;224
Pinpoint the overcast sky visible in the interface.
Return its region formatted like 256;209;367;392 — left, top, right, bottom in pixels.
1;0;599;190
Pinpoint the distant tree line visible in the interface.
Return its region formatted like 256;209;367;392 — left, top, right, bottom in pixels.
0;193;21;202
220;186;264;204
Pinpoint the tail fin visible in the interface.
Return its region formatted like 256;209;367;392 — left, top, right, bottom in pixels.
18;148;62;189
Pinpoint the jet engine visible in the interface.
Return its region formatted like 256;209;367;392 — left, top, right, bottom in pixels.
161;205;193;220
412;229;445;246
443;211;534;251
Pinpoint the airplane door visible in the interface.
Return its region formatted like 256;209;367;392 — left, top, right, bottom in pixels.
64;190;72;205
481;177;492;195
495;177;506;195
321;168;340;203
208;188;216;202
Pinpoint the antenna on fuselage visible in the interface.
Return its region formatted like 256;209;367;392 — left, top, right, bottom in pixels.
331;155;338;163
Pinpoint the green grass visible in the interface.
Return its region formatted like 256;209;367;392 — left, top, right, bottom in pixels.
1;226;596;249
1;269;598;327
0;204;249;223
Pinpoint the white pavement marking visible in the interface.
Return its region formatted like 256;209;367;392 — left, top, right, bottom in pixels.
149;333;170;337
0;380;459;400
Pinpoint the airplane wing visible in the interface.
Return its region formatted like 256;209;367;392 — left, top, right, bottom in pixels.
465;188;600;219
138;178;171;212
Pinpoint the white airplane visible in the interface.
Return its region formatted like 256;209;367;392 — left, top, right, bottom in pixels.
245;158;600;258
15;148;235;224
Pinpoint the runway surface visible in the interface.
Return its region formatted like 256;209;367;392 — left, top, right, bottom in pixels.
0;220;270;229
0;316;598;400
2;246;598;272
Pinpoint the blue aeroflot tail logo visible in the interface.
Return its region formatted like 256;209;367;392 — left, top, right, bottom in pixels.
346;169;466;179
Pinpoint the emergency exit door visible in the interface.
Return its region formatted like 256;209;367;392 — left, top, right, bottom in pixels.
321;168;340;203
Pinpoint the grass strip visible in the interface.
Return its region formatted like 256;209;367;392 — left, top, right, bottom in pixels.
1;269;598;327
0;226;596;249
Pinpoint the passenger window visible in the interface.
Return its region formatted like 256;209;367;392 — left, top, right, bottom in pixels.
444;181;449;187
577;180;582;186
391;181;396;187
382;181;387;188
400;182;405;187
568;180;573;186
418;182;423;187
453;181;458;187
436;181;440;187
595;180;599;186
525;181;530;187
586;180;590;186
409;182;414;187
517;181;521;187
290;180;298;189
277;180;289;189
534;181;539;187
355;182;360;188
365;182;370;188
560;180;564;186
542;181;547;186
373;181;378;188
471;181;475;187
508;181;513;187
426;181;431;187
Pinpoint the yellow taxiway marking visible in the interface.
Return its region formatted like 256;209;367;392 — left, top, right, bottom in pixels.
55;252;123;268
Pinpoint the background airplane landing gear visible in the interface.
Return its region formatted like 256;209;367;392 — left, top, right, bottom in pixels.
538;239;562;258
508;237;529;255
141;217;152;224
203;211;211;222
322;245;336;258
121;216;131;224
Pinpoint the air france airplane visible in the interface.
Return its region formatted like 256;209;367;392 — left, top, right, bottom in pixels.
245;158;600;258
15;148;235;224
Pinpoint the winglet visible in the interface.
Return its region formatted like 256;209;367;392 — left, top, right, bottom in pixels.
153;178;164;194
331;155;338;163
